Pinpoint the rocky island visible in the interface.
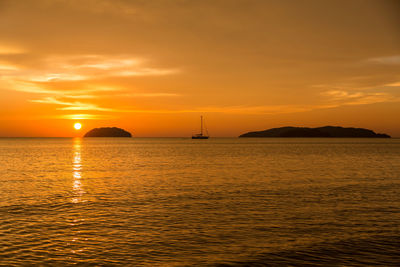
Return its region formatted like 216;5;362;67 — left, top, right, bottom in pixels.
84;127;132;137
239;126;390;138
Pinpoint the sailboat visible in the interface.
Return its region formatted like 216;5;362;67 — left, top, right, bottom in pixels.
192;116;209;139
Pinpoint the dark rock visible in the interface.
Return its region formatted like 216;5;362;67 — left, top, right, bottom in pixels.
84;127;132;137
239;126;390;138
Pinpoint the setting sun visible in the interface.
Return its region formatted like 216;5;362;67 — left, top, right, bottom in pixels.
74;122;82;130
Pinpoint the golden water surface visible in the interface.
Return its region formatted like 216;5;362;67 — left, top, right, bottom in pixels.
0;138;399;265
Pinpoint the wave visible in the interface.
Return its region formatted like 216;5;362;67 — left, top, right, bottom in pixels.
216;235;400;266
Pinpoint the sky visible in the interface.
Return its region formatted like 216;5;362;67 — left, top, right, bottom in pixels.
0;0;399;137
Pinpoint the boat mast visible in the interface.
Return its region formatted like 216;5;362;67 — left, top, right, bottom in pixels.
200;116;203;136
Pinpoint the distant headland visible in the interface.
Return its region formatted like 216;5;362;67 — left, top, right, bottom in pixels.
239;126;390;138
84;127;132;137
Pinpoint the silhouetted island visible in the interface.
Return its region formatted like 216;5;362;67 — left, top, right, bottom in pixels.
84;127;132;137
239;126;390;138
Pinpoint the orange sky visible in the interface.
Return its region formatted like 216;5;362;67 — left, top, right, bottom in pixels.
0;0;400;137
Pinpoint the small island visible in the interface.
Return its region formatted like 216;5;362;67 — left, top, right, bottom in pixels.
239;126;390;138
84;127;132;137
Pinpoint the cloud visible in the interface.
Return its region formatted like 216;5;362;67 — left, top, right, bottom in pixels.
8;82;180;100
60;56;140;70
30;88;398;118
118;92;181;97
0;44;25;55
0;54;179;83
0;53;181;117
90;105;330;115
367;55;400;65
385;82;400;87
323;90;364;99
0;63;20;71
57;113;116;120
1;80;109;98
29;94;180;114
0;58;179;105
30;97;114;111
27;73;88;82
322;90;396;106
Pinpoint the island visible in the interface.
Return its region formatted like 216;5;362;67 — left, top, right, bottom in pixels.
239;126;390;138
84;127;132;137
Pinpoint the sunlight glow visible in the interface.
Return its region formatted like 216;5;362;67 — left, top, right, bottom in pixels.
74;122;82;130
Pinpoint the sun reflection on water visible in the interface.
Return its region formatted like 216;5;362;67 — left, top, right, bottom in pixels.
72;138;85;203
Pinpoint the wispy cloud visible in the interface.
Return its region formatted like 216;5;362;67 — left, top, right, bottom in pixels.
57;113;116;120
0;63;20;71
1;81;113;98
385;82;400;87
118;92;181;97
1;75;179;102
30;88;398;119
89;105;330;115
0;54;179;83
313;73;400;109
0;44;25;55
27;73;88;82
367;55;400;65
30;97;114;111
0;54;181;116
321;90;396;106
63;57;140;70
323;90;364;99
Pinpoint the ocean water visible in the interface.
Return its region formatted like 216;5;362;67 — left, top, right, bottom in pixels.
0;137;400;266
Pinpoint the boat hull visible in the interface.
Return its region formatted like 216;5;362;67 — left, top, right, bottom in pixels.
192;136;209;139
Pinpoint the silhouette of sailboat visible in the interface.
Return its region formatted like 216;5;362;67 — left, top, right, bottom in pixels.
192;116;209;139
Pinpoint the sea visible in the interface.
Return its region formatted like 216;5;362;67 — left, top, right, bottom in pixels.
0;137;399;266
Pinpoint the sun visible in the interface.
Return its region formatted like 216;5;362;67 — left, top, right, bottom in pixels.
74;122;82;130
